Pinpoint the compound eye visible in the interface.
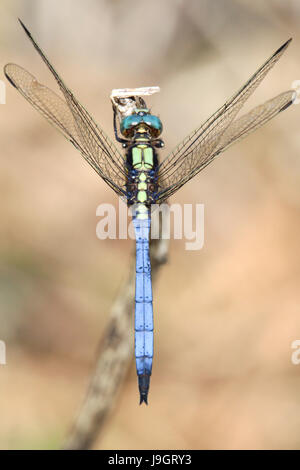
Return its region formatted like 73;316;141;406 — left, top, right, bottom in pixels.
143;115;163;137
120;115;142;137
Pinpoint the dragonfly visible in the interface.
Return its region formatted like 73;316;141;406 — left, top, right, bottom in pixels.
4;19;296;404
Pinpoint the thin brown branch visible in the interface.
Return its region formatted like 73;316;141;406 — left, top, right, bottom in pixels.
62;233;169;450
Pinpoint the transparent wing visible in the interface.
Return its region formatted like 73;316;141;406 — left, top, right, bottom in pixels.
156;90;295;202
156;39;292;202
211;90;295;156
4;20;126;197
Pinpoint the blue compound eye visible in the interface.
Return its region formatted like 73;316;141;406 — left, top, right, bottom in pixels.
143;115;163;134
120;115;142;136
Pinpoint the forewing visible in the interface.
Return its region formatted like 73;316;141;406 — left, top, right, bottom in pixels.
156;39;292;202
4;21;126;197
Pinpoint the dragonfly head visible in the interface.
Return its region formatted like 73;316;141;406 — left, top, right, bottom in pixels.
120;109;163;139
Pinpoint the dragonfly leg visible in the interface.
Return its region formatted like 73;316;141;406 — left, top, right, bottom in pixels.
113;107;129;145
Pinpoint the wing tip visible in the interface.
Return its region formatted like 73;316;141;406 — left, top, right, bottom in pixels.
276;37;292;55
18;18;33;40
280;96;294;112
3;64;17;89
18;18;27;32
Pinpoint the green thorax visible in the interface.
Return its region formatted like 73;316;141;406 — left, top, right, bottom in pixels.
131;143;154;170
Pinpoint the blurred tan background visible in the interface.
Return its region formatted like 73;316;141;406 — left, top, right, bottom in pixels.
1;0;300;450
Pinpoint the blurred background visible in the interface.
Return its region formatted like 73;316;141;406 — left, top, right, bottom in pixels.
0;0;300;450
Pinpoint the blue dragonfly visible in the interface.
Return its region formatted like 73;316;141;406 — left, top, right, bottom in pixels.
4;20;296;404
